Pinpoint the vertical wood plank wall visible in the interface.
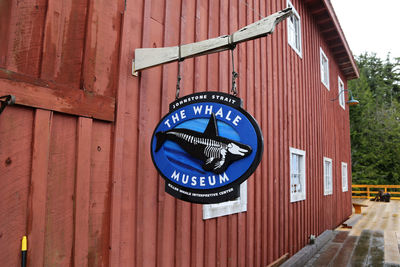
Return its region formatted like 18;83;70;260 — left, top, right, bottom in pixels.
0;0;353;266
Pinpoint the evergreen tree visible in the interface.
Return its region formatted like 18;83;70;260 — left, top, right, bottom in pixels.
349;53;400;185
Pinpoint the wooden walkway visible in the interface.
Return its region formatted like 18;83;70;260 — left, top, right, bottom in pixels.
305;199;400;266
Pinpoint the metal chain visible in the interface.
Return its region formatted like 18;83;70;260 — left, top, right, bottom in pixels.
176;42;238;98
230;46;238;96
176;60;182;100
176;46;183;100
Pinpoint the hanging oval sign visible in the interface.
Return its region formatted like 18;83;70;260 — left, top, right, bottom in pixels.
151;92;263;204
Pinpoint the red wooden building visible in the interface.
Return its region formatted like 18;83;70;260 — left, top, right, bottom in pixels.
0;0;358;266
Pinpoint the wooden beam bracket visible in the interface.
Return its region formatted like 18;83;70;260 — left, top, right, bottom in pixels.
132;8;292;72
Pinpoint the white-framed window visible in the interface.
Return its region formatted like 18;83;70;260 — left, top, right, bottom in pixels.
342;162;348;192
323;157;333;195
320;48;330;90
287;0;302;57
203;181;247;219
338;76;345;109
290;147;306;202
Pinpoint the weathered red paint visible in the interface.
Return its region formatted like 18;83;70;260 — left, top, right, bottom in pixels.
0;71;115;121
74;117;92;267
0;0;356;266
27;109;51;267
0;106;33;265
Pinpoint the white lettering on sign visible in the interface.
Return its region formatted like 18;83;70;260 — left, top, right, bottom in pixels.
171;170;180;181
172;113;180;124
211;94;237;105
205;105;213;115
233;115;242;126
170;170;230;187
219;172;229;183
218;187;234;195
209;175;216;185
225;110;232;121
215;107;224;118
190;105;242;126
193;105;202;115
191;176;197;186
171;94;208;109
200;176;205;186
164;104;244;130
182;174;189;184
178;189;192;196
168;183;179;191
180;110;186;119
192;192;218;197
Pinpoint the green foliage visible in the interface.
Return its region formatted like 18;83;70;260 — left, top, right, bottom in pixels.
349;53;400;185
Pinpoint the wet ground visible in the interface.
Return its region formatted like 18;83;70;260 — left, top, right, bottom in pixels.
305;199;400;267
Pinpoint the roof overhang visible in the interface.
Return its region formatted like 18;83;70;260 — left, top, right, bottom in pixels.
305;0;359;79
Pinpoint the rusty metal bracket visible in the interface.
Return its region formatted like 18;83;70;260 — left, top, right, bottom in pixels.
0;95;16;115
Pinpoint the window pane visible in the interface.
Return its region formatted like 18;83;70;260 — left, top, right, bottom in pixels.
338;78;345;107
324;159;333;194
290;148;306;202
287;1;301;56
320;49;329;88
292;154;298;173
323;59;328;83
297;156;301;175
294;17;300;49
297;174;302;193
342;163;348;191
292;154;300;193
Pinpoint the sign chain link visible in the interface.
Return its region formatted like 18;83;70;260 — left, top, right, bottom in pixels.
176;37;238;99
229;35;238;96
176;45;183;100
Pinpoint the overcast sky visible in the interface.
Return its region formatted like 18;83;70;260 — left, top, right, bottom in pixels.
330;0;400;60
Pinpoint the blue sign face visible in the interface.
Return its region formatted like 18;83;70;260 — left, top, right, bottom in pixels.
151;92;263;204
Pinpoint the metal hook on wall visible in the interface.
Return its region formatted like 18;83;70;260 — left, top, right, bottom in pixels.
0;95;16;115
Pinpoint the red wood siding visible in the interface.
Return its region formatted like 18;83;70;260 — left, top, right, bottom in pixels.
0;0;353;266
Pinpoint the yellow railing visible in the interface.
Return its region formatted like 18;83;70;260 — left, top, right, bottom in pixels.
352;185;400;200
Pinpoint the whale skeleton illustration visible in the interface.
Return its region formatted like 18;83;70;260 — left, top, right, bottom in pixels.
155;113;252;174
